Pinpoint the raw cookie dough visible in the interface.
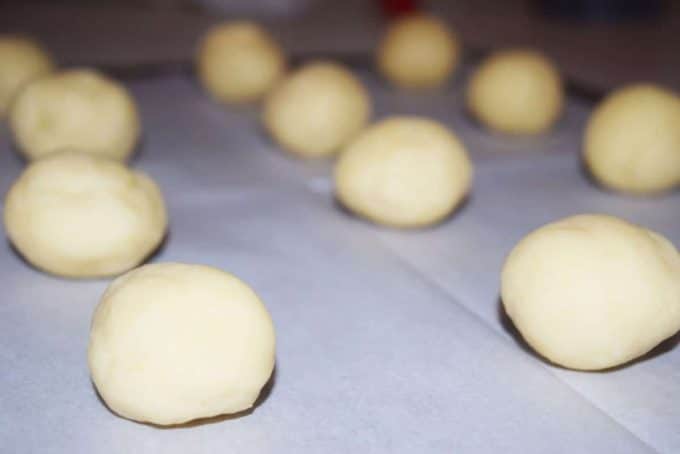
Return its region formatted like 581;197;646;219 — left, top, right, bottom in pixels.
4;151;166;278
584;84;680;194
88;262;276;425
197;21;286;103
501;214;680;371
335;116;472;228
467;49;563;134
377;14;459;89
9;69;141;161
263;61;371;157
0;35;53;117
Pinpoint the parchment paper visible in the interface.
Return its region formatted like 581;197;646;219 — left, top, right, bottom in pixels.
1;70;678;453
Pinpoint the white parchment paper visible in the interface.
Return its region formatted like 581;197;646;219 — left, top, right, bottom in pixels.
1;71;678;453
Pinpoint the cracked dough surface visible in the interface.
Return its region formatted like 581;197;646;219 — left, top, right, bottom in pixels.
4;151;166;278
197;21;285;103
334;116;472;228
584;84;680;194
88;262;276;426
9;69;140;161
263;61;371;157
0;35;53;117
501;214;680;370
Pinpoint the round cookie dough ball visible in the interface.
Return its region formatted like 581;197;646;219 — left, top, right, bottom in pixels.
263;61;371;157
197;21;286;103
0;35;53;117
501;214;680;371
467;49;563;134
335;117;473;228
377;14;460;89
584;84;680;194
4;151;166;278
89;262;276;425
9;69;141;161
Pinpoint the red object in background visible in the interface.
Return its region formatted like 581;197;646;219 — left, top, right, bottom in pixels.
380;0;420;17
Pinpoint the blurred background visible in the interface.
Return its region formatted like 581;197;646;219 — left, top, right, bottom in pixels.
1;0;678;92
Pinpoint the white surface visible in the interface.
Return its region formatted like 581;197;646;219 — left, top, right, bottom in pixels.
1;69;679;453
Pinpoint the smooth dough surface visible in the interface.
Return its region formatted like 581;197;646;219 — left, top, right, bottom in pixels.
4;151;166;278
263;61;371;157
0;35;53;117
9;69;141;161
501;214;680;370
584;84;680;194
89;262;276;425
377;14;459;89
467;49;563;134
197;21;286;103
335;117;472;228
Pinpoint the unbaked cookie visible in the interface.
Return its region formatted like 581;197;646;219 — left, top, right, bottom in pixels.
467;49;563;135
377;14;460;89
4;151;166;278
9;69;141;161
89;262;276;425
584;84;680;194
335;116;472;228
263;61;371;157
501;214;680;370
197;21;286;103
0;35;53;117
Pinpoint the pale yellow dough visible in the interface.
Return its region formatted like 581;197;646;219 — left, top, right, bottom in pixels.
197;21;286;103
467;49;563;134
4;151;166;278
335;117;473;228
584;84;680;194
377;14;459;89
501;214;680;371
9;69;141;161
263;61;371;157
0;35;53;117
88;262;276;426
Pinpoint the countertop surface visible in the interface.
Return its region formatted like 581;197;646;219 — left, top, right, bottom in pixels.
1;0;680;91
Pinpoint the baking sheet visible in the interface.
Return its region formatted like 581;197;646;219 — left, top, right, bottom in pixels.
1;70;679;453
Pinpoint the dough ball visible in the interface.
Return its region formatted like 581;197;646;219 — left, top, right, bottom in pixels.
467;49;563;134
197;21;286;103
9;69;141;161
584;84;680;194
88;262;276;425
263;61;371;157
335;116;473;228
0;35;53;117
377;14;460;89
4;151;166;278
501;214;680;371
